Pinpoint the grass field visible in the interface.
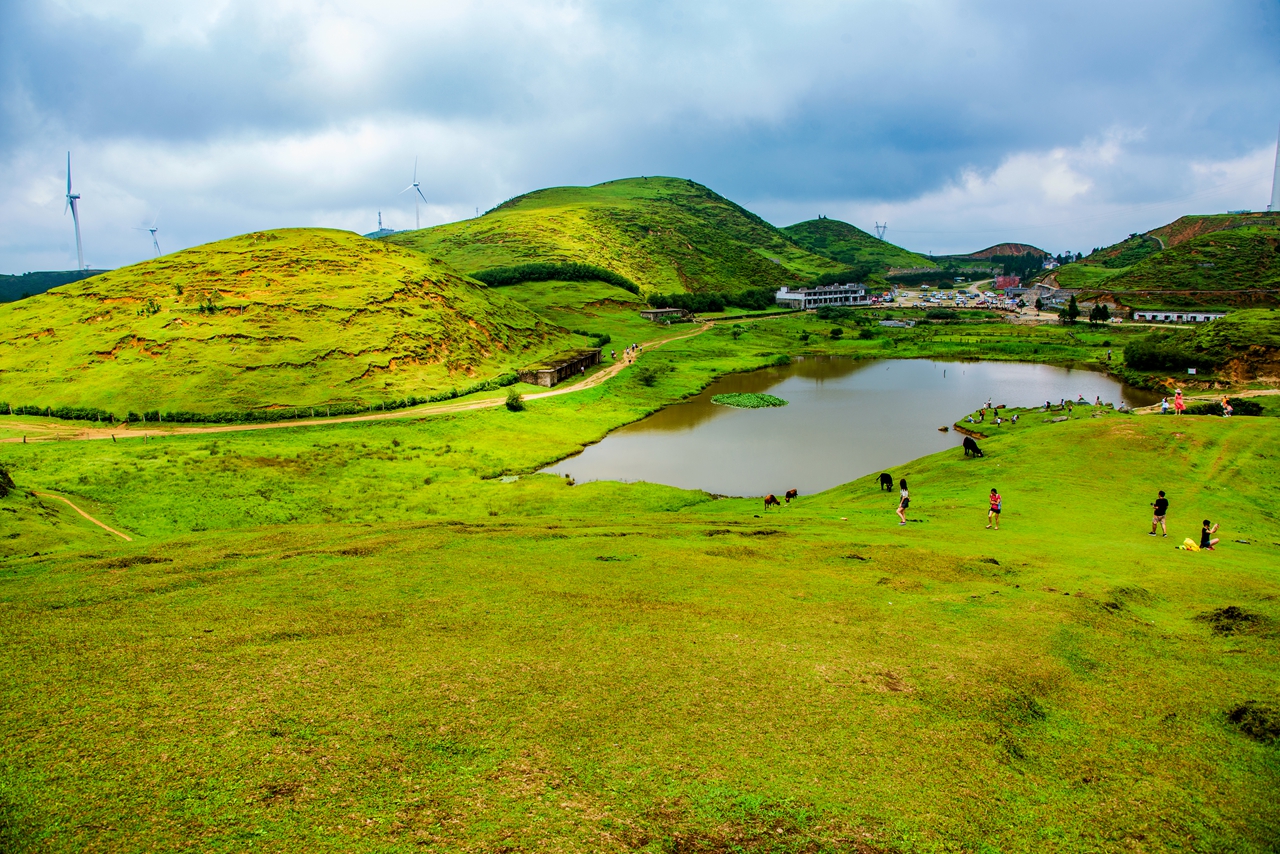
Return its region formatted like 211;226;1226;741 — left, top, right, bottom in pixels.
385;178;842;295
0;229;569;415
2;310;1278;853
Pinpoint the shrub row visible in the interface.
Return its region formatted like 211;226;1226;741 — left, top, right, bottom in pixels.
1123;331;1221;372
1;375;520;426
647;287;778;313
472;263;640;294
1185;398;1263;417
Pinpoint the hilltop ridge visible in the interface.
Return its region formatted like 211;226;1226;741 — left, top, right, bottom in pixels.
386;177;842;294
0;228;568;414
781;218;932;271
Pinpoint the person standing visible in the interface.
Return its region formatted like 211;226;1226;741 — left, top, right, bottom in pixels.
1173;389;1185;415
1149;490;1169;537
986;488;1002;530
1200;520;1220;551
896;479;909;526
1160;397;1169;415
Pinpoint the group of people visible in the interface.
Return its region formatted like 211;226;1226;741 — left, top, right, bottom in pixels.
1150;490;1221;550
1159;390;1186;415
893;480;1003;530
611;344;643;364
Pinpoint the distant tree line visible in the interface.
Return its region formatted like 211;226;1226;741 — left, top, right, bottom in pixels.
473;263;640;294
1122;331;1221;372
647;286;778;313
1;374;522;426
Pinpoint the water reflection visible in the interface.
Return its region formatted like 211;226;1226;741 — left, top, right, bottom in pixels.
543;358;1163;497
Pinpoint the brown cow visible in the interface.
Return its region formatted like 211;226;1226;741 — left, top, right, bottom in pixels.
784;489;798;503
763;494;781;508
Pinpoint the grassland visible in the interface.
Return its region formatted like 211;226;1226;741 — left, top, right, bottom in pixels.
385;178;843;294
2;306;1278;852
0;229;570;415
782;219;933;272
1045;214;1280;309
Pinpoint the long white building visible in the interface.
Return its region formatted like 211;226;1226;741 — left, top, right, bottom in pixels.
1132;309;1227;323
775;283;871;310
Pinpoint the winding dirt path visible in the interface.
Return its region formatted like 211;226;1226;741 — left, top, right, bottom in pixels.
32;492;133;541
1;322;714;444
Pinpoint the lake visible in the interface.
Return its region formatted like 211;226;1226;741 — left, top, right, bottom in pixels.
542;358;1164;496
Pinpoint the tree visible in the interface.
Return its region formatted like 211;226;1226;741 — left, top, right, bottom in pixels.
505;388;525;412
1088;303;1111;326
1035;297;1044;311
1067;295;1080;324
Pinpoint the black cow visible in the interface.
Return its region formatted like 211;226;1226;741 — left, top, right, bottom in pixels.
963;436;983;458
879;473;893;491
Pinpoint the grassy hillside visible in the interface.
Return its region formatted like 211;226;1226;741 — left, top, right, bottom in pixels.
1054;227;1280;308
1122;309;1280;382
0;229;569;415
385;177;842;295
1;321;1277;852
1150;212;1280;249
945;242;1048;261
781;218;932;271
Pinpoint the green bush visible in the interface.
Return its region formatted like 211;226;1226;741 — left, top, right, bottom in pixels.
829;327;844;339
1123;331;1221;372
925;309;958;320
473;262;640;294
1185;397;1263;416
504;388;525;412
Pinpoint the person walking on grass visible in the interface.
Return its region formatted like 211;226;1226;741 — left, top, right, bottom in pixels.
896;479;909;526
986;488;1002;529
1200;519;1220;551
1150;490;1169;537
1173;389;1185;415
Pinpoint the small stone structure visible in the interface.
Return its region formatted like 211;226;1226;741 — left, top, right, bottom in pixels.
639;307;688;322
518;349;602;388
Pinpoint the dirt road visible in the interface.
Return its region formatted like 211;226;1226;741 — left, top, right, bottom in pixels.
1;322;713;444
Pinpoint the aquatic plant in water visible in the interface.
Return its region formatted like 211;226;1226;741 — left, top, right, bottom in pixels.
710;393;788;409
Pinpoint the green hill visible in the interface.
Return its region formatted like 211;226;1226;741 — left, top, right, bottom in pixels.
385;177;842;294
0;229;568;415
781;218;932;271
1052;226;1280;308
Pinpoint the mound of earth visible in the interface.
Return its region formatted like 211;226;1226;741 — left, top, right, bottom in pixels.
385;177;841;294
781;218;931;271
0;229;568;415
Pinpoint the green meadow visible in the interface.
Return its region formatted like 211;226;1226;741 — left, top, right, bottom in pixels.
2;305;1279;853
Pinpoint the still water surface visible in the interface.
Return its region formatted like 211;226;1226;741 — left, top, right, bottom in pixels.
543;358;1163;496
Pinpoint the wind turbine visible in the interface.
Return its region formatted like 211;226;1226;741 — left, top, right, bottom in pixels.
135;215;162;256
400;157;428;229
65;152;85;270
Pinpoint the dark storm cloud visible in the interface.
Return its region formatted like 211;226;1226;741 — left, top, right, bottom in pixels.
2;0;1278;270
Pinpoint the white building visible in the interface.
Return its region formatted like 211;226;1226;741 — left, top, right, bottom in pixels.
775;283;871;310
1133;310;1227;323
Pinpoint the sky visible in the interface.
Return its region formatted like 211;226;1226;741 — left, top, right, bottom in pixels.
2;0;1279;273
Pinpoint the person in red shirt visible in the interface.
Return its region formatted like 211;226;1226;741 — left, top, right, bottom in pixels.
986;488;1002;530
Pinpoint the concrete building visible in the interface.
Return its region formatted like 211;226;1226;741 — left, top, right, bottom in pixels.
775;283;871;310
1132;310;1227;323
518;349;602;387
639;307;688;322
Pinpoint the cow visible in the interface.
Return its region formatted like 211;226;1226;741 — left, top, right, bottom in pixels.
963;436;983;458
879;473;893;491
784;489;798;503
763;494;782;508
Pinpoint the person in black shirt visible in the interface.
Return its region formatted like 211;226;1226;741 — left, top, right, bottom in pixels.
1200;520;1220;551
1149;490;1169;537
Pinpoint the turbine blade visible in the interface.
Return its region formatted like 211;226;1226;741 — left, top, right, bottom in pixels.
400;184;415;194
66;152;72;195
413;156;418;183
415;186;428;205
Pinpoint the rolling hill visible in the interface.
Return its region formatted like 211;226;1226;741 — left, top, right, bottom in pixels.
781;218;932;271
0;229;569;415
1049;225;1280;308
385;177;842;294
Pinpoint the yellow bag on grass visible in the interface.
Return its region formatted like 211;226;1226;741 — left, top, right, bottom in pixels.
1181;538;1200;552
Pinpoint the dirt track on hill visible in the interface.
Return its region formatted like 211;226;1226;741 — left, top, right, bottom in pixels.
1;323;713;444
